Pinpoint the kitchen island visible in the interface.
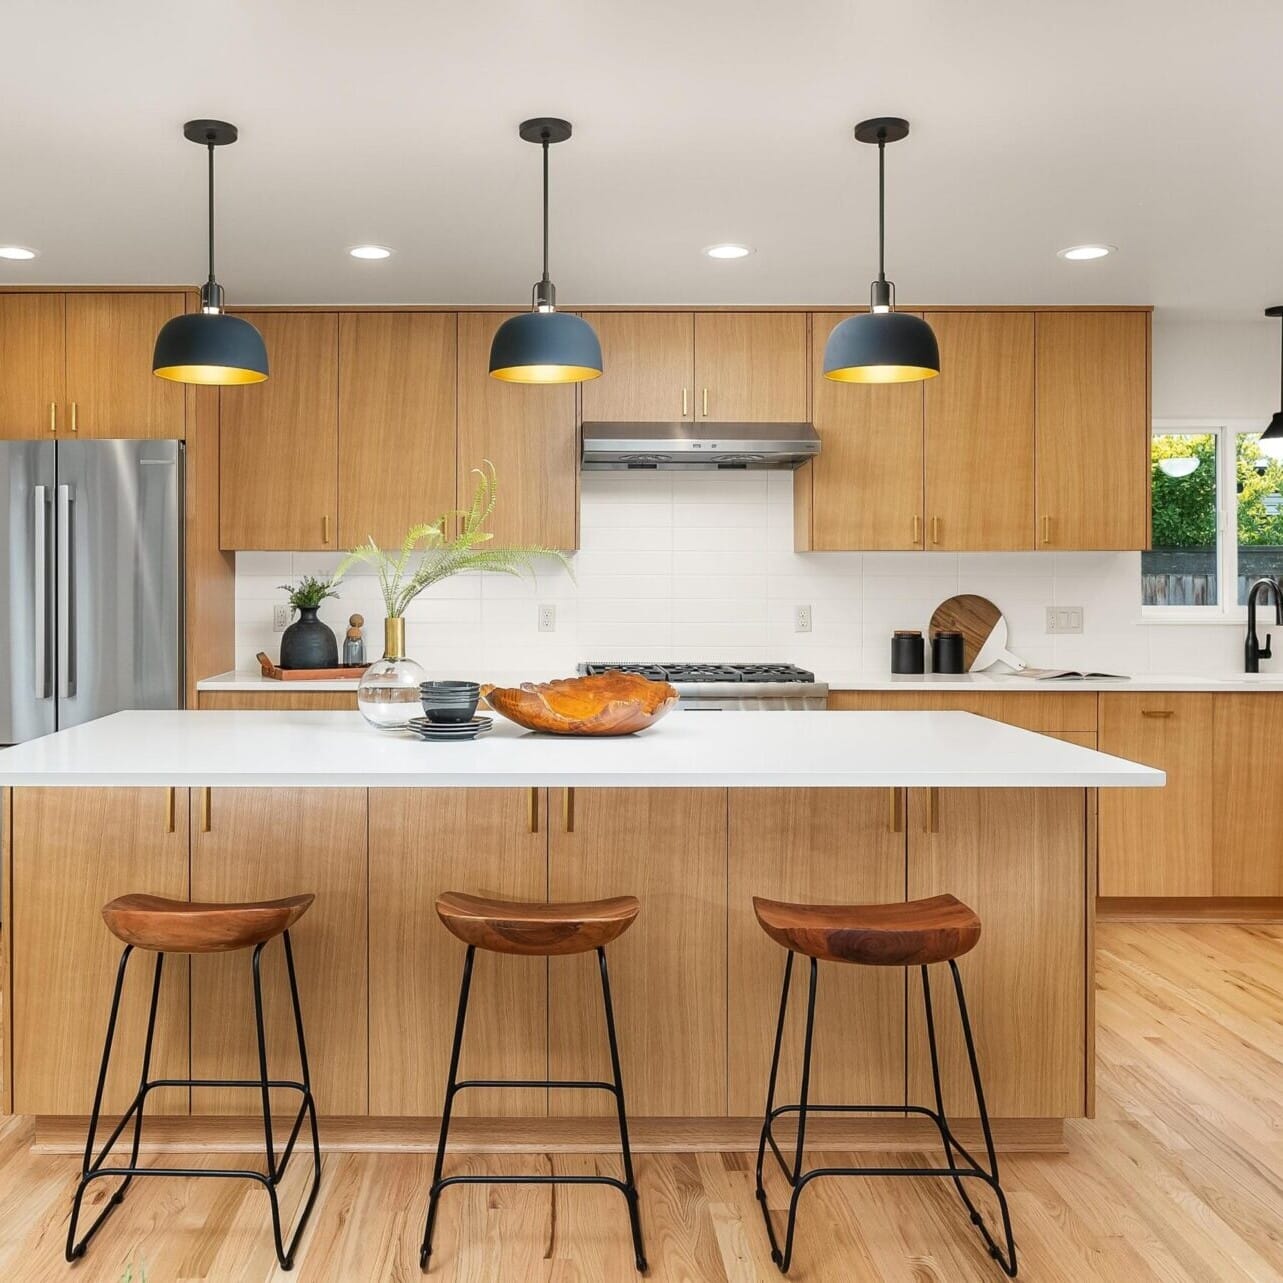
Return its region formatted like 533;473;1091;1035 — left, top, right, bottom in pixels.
0;710;1161;1154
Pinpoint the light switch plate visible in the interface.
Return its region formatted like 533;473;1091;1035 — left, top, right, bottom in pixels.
272;604;290;633
1045;606;1084;634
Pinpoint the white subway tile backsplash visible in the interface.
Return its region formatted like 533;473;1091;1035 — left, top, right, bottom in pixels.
231;474;1239;680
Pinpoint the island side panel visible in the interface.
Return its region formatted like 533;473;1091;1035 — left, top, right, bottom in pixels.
906;787;1087;1119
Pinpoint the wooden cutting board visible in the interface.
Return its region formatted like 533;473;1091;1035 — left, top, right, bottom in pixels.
928;595;1004;670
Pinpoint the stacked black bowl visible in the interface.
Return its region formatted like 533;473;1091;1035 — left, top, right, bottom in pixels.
419;680;481;724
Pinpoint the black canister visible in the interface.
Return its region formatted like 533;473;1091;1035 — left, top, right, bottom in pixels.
891;630;925;674
932;630;965;674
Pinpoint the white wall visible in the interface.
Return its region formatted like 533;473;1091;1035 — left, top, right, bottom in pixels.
231;316;1276;684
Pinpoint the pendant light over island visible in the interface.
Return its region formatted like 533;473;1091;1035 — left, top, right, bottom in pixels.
1260;305;1283;441
488;118;602;385
153;120;269;386
823;117;939;385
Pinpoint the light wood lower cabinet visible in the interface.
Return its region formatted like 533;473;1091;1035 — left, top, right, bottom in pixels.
189;788;368;1115
549;788;728;1117
196;690;358;711
727;789;906;1115
908;788;1086;1119
368;788;549;1117
828;690;1098;737
11;788;190;1115
1212;696;1283;896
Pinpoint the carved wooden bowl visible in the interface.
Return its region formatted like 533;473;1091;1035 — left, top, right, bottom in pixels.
482;673;679;736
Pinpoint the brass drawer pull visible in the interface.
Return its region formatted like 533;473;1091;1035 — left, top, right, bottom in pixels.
322;514;331;544
912;515;922;546
1141;709;1174;719
887;788;902;834
701;387;709;418
70;402;78;434
681;387;689;417
923;787;939;834
1041;514;1052;545
529;786;539;833
564;787;575;833
165;786;175;833
49;402;57;434
200;786;211;832
931;516;941;546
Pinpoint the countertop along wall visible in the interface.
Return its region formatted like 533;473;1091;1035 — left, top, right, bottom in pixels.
231;316;1281;687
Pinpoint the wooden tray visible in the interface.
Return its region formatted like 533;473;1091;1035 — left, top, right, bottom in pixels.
258;652;371;682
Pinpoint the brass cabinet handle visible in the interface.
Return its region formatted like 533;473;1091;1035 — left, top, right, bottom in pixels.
564;787;575;833
1041;514;1052;545
887;788;902;833
529;786;539;833
200;787;211;832
1141;709;1174;719
701;387;709;418
923;787;939;834
912;515;922;546
165;786;175;833
70;402;78;433
49;402;57;434
931;516;941;546
681;387;689;417
322;515;331;544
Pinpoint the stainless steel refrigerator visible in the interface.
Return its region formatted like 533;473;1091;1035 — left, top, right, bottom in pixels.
0;440;183;745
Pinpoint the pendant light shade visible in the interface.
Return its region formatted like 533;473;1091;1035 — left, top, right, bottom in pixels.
489;118;601;384
823;117;939;384
154;120;268;386
1261;306;1283;441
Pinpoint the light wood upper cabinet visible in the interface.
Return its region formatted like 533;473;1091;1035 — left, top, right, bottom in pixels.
338;312;457;548
694;312;807;422
549;788;727;1117
1099;693;1215;897
0;293;64;438
1035;311;1149;551
190;787;368;1115
11;787;190;1115
580;312;694;422
220;312;339;550
924;311;1035;550
457;312;578;549
369;788;549;1117
64;293;187;439
805;311;924;550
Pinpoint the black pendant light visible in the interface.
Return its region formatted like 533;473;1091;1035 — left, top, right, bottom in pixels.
153;120;268;386
823;117;939;384
1261;306;1283;440
489;118;602;384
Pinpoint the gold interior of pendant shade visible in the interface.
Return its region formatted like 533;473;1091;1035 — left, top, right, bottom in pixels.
490;364;603;384
824;365;940;384
154;364;268;386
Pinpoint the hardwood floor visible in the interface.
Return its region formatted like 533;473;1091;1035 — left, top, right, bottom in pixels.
2;922;1282;1281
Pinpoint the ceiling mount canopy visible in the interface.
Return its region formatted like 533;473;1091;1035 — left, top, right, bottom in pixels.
153;119;269;386
823;116;940;385
1261;306;1283;440
489;117;602;385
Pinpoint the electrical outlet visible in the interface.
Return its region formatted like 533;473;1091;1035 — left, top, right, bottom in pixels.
794;604;812;634
538;604;556;633
272;604;290;633
1045;606;1084;634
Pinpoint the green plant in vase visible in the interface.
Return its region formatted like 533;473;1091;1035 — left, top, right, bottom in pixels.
336;462;567;729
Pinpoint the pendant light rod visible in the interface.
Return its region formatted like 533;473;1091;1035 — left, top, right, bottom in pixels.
541;133;551;286
1261;307;1283;440
877;134;886;284
206;138;216;288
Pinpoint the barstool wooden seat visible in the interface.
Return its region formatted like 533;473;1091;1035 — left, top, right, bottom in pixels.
66;893;322;1271
420;893;647;1274
753;894;1017;1278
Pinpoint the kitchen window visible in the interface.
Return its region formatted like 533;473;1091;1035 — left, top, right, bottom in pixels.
1144;420;1283;615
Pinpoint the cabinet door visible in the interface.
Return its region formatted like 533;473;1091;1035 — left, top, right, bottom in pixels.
1099;693;1214;896
549;788;727;1117
1213;695;1283;895
457;312;578;549
0;294;64;439
64;293;187;439
908;788;1086;1119
12;787;189;1114
219;312;338;550
190;788;367;1114
1035;312;1149;550
580;312;694;422
694;312;807;423
924;312;1035;550
728;789;906;1116
809;312;924;550
338;313;457;548
369;788;548;1117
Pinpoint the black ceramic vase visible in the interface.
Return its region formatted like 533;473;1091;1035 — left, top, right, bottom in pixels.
279;606;338;669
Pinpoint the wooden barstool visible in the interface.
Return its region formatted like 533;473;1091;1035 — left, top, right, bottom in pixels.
65;893;322;1270
752;893;1017;1277
419;892;647;1273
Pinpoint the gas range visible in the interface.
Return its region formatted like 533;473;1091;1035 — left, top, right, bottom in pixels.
577;662;828;710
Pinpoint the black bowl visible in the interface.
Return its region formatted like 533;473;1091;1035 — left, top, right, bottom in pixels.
420;681;480;723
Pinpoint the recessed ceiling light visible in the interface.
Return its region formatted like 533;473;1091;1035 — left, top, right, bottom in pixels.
349;244;392;260
703;243;754;260
1057;244;1115;261
0;245;38;260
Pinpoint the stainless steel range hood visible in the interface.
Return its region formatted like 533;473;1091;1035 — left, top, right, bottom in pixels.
581;421;820;470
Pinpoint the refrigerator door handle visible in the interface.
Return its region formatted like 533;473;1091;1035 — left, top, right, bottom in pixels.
33;484;51;699
56;483;75;699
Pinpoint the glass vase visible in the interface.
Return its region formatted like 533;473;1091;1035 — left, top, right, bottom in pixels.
357;617;426;731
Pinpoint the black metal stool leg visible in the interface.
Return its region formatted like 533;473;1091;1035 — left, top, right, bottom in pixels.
598;945;647;1271
420;944;476;1271
755;950;794;1205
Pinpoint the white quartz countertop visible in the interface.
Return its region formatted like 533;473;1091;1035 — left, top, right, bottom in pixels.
196;669;1283;695
0;710;1164;789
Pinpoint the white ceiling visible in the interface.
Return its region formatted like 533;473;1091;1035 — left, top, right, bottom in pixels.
2;0;1281;318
